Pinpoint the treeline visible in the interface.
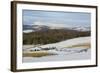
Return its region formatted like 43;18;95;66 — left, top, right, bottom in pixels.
23;29;90;45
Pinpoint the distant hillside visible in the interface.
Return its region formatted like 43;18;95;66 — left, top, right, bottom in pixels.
23;25;91;33
23;29;90;45
23;25;33;30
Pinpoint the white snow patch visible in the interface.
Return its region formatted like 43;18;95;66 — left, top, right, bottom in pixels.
40;36;90;48
23;30;34;33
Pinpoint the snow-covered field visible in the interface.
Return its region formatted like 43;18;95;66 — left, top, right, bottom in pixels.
23;36;91;63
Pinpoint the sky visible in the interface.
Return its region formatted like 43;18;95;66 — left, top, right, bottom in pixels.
22;10;91;27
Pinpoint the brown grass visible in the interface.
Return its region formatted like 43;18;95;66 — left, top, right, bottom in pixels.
23;51;56;57
66;43;91;49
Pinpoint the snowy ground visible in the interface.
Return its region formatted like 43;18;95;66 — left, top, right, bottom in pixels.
23;36;91;63
23;49;91;62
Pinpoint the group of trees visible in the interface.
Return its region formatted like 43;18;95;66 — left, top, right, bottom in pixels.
23;29;90;45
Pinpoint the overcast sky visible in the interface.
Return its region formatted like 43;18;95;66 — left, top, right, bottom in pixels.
23;10;91;27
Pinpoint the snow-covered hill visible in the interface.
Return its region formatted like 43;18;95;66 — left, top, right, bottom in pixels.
39;36;90;48
23;25;90;33
23;36;91;62
23;36;90;51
